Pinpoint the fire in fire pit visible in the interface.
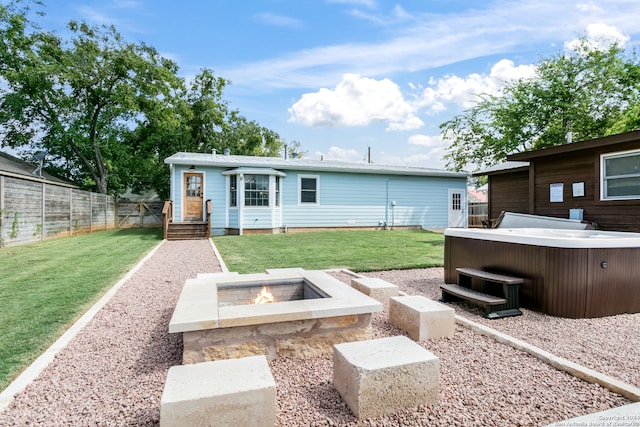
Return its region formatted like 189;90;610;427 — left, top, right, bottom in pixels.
252;286;274;304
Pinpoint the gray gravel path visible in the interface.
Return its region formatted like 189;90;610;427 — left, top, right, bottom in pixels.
0;242;636;426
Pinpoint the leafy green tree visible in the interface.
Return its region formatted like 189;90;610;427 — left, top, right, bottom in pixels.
125;68;288;199
284;140;307;159
0;2;184;194
441;40;640;171
1;3;292;197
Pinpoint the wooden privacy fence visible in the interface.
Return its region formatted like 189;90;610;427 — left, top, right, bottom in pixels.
0;175;117;248
0;174;166;249
117;201;164;229
468;202;488;228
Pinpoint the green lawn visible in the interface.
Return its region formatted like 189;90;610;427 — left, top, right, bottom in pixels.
0;228;443;392
0;228;162;391
213;229;444;274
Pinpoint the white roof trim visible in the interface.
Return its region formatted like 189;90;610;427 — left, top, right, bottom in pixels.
220;167;287;177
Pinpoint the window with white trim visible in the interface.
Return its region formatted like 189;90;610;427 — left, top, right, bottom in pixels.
229;175;237;207
299;176;318;204
275;176;280;207
244;175;270;206
601;149;640;200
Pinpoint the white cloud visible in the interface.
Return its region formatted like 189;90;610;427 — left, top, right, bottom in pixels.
378;149;448;170
112;0;142;8
223;0;640;91
565;23;630;52
407;134;442;148
315;146;362;162
77;6;118;26
327;0;377;9
253;13;302;29
417;59;536;113
403;151;447;169
288;73;423;131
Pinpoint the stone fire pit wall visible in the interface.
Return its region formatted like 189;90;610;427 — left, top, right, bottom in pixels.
183;312;374;362
169;269;384;363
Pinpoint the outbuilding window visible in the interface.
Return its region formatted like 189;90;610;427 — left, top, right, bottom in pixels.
601;149;640;200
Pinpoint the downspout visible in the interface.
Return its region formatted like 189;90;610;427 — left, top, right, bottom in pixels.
385;180;389;229
169;163;175;219
238;173;244;236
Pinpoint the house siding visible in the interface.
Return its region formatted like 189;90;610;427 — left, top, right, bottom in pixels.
281;171;462;229
167;156;468;235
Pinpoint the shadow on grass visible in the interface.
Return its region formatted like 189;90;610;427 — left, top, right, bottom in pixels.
110;227;164;240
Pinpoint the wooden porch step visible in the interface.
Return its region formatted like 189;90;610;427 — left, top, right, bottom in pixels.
166;222;209;240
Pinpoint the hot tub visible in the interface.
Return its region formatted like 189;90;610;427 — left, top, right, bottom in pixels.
444;228;640;318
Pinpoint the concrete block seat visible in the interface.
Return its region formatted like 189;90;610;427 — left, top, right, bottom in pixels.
333;336;439;419
389;295;455;340
350;277;399;308
160;356;276;427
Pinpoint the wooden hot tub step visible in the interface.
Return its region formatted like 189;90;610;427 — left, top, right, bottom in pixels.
440;284;507;306
455;268;524;285
440;267;523;319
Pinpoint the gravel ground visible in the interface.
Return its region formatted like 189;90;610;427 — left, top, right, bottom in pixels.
0;242;636;426
360;268;640;389
0;240;219;426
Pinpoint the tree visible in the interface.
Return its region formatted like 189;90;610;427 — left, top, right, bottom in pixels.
124;68;288;199
0;4;184;194
441;40;640;171
1;3;291;197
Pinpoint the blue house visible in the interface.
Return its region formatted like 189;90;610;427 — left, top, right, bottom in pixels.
164;151;468;236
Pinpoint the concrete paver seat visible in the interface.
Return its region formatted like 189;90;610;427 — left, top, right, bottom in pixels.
390;295;455;340
160;355;276;427
351;277;399;308
333;336;439;419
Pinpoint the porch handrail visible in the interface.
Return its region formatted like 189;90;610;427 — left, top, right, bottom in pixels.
206;199;212;237
162;200;173;240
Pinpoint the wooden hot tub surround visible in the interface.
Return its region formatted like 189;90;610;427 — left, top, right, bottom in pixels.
444;228;640;318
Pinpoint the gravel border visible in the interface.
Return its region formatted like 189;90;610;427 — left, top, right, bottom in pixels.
0;243;637;426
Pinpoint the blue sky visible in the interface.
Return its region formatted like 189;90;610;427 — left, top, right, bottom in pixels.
27;1;640;170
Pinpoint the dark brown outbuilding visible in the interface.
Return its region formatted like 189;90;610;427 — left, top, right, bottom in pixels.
478;130;640;232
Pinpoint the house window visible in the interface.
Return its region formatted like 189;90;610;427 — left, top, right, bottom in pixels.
229;175;237;207
300;176;318;204
244;175;270;206
601;149;640;200
275;176;280;207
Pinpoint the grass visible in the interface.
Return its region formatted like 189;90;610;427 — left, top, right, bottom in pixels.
0;228;162;391
0;228;443;392
213;229;444;274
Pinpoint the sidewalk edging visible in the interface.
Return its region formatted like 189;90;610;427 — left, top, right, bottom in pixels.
208;238;229;273
0;240;166;413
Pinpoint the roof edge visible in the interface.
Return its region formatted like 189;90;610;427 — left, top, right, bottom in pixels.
507;130;640;161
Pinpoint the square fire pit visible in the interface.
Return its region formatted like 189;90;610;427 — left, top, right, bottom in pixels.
169;269;383;363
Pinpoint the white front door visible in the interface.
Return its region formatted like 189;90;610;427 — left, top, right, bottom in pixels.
448;189;466;228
